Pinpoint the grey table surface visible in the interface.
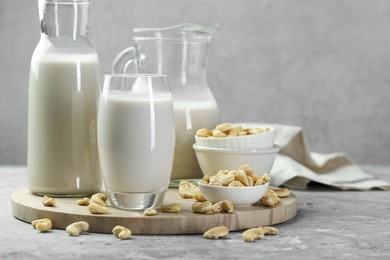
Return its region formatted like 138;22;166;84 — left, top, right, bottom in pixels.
1;165;389;260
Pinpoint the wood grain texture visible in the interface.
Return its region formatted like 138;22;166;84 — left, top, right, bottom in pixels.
11;188;297;235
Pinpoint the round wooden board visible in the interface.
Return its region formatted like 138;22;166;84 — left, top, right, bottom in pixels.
11;188;297;235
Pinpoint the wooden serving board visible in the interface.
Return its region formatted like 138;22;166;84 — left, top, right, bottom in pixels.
11;188;297;235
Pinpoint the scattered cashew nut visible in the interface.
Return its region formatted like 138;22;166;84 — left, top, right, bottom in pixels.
88;202;109;214
143;208;158;216
90;193;107;206
272;188;290;198
77;197;90;206
242;227;264;242
192;201;213;214
178;181;199;199
264;226;279;235
112;225;131;240
242;226;278;242
193;193;207;202
212;200;234;213
42;196;56;207
161;203;181;213
260;189;281;207
203;226;229;239
66;221;89;236
32;218;52;232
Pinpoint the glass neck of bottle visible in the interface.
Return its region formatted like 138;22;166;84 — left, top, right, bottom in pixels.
39;0;91;40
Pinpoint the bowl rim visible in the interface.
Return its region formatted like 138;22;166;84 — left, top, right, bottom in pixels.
197;180;269;190
194;125;275;141
193;144;280;154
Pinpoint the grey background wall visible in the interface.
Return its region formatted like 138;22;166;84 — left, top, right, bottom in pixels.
0;0;389;165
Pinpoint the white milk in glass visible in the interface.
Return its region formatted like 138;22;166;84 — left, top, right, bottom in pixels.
171;99;218;179
28;50;101;195
98;92;175;193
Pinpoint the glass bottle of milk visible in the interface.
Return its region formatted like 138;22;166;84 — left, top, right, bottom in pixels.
28;0;101;196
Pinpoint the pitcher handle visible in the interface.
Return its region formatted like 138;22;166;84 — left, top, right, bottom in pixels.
112;46;137;73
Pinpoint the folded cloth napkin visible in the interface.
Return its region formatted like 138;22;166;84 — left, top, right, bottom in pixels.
242;123;390;190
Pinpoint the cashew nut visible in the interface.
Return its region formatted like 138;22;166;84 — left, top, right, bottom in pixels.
192;201;213;214
251;173;261;182
246;128;263;135
88;202;109;214
179;181;199;198
242;227;264;242
143;208;158;216
261;173;271;183
272;188;290;198
227;125;243;137
32;218;52;232
260;189;281;207
247;175;254;186
255;179;263;186
76;197;90;206
235;169;249;186
201;175;210;184
255;173;271;186
112;225;131;240
196;128;211;137
228;180;245;187
42;196;56;207
215;122;233;133
212;129;227;137
66;221;89;236
214;170;235;186
161;203;181;213
264;226;279;235
227;127;240;137
208;179;223;186
90;193;107;206
212;200;234;213
193;193;207;202
239;130;248;136
203;226;229;239
238;164;254;176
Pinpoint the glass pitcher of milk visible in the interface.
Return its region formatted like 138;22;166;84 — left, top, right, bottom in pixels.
28;0;101;196
113;23;219;180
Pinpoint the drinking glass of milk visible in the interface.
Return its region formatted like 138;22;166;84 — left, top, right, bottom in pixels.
98;74;175;210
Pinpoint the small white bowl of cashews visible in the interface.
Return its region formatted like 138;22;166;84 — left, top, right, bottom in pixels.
195;122;275;149
197;164;270;207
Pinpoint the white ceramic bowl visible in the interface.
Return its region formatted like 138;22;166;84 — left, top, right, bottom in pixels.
193;144;279;176
198;181;269;207
195;125;275;149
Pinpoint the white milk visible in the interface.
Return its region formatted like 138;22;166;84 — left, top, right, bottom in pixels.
28;51;101;195
98;93;175;193
171;99;219;179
